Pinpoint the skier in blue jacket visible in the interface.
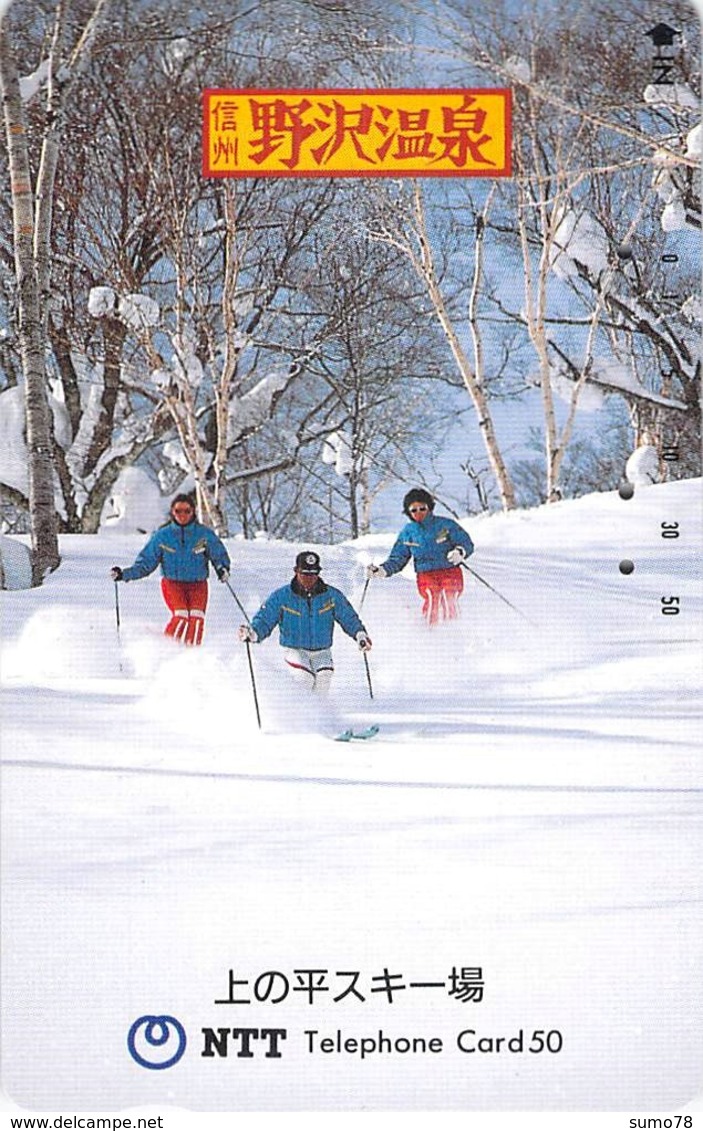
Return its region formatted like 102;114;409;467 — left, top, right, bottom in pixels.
111;493;230;646
239;550;372;692
366;487;474;625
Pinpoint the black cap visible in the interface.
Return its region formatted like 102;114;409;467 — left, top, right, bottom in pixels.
295;550;321;574
403;487;435;516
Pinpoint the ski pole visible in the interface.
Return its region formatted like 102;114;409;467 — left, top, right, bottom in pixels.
223;577;253;625
461;562;536;626
113;580;124;672
363;653;374;700
359;576;370;611
245;640;262;729
222;577;262;729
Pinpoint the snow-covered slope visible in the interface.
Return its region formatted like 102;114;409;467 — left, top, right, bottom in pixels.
1;481;702;1113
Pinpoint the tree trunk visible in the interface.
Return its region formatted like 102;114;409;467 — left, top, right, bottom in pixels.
413;186;517;511
0;30;60;582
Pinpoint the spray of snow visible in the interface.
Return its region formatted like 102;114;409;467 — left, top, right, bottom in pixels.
1;482;701;1111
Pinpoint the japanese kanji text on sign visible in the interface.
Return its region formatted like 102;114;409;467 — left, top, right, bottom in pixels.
203;89;512;178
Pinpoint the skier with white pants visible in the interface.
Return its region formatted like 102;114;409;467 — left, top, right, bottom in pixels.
239;551;372;692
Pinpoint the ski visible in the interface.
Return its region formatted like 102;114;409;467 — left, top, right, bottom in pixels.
334;725;380;742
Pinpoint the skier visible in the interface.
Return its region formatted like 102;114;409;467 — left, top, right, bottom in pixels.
110;493;230;646
238;550;372;692
366;487;475;625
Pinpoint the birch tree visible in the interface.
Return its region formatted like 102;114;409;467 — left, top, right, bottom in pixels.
404;0;700;498
0;24;59;580
369;180;518;510
0;0;111;579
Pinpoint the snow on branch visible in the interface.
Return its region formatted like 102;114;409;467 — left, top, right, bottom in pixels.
549;345;690;413
644;83;700;112
88;285;160;330
118;294;160;331
549;207;610;282
227;367;295;446
321;429;354;476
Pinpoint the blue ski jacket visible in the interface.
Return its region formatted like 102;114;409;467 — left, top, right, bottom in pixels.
121;519;230;583
251;578;366;651
381;513;475;576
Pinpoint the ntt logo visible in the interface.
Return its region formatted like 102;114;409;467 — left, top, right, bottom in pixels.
127;1015;187;1070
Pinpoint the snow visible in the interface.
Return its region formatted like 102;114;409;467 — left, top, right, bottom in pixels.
590;358;641;396
504;55;530;83
549;369;605;413
0;384;71;499
686;122;702;158
172;333;204;388
89;288;159;330
161;439;192;473
625;444;661;485
653;167;681;203
545;358;658;415
149;366;172;389
651;129;700;231
0;534;32;589
0;386;29;496
18;58;51;102
228;369;292;444
643;82;700;112
584;358;687;409
88;285;117;318
549;209;609;281
322;429;354;475
2;480;702;1115
118;293;160;331
99;467;167;534
662;197;688;231
682;294;702;322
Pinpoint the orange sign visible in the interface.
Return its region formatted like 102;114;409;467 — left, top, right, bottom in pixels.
203;89;512;178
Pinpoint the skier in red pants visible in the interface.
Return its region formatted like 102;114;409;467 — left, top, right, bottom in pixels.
160;577;209;645
111;494;230;646
366;487;475;626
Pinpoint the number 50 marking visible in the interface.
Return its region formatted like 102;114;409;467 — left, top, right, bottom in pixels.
661;597;681;616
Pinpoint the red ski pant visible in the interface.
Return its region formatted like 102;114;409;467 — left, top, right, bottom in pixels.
161;578;209;646
416;566;464;626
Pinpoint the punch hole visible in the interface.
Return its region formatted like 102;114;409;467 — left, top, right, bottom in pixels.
618;482;635;500
619;560;635;575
